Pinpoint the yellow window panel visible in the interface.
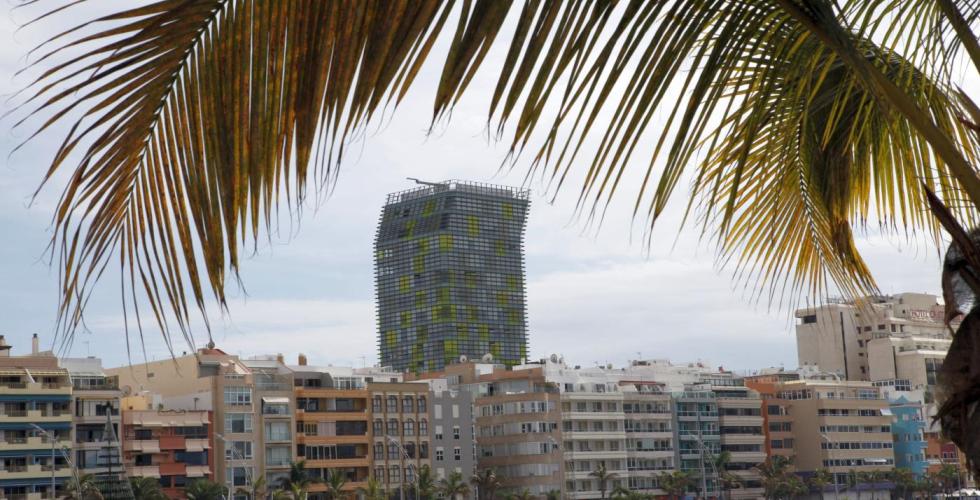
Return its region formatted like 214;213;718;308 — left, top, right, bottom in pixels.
413;255;425;273
399;275;411;293
400;311;412;328
495;240;505;256
467;215;479;236
439;234;454;251
502;203;514;219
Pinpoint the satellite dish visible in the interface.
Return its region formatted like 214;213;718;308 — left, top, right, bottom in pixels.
550;354;559;363
459;355;468;363
482;353;494;362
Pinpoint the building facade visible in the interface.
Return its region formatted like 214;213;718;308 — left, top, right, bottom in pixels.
369;382;432;497
121;409;213;497
428;383;475;486
375;180;530;372
0;336;73;500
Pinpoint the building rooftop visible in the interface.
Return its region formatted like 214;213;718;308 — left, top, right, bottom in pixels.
385;179;530;204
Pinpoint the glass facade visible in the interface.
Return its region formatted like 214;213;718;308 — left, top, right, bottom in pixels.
375;180;530;372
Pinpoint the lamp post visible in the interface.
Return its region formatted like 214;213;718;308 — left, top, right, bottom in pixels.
819;433;841;500
30;423;76;499
215;432;253;500
387;436;419;500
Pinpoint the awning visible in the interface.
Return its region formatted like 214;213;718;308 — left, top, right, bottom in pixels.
25;369;69;376
262;397;290;404
880;408;893;416
0;368;27;376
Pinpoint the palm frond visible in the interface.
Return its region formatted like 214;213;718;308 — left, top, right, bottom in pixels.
14;0;980;350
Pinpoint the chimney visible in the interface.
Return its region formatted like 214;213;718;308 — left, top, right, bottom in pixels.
276;353;284;364
32;334;39;355
0;336;10;357
298;354;308;366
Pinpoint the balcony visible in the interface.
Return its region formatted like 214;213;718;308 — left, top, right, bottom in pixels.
124;440;161;453
0;382;71;395
185;438;210;451
127;465;161;478
0;436;72;451
0;464;72;480
0;409;73;423
186;465;211;478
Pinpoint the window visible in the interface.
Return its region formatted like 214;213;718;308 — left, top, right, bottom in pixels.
374;443;384;460
389;466;400;483
266;446;291;467
374;419;384;435
225;413;252;433
373;396;382;412
388;419;399;436
420;442;429;459
388;396;398;412
452;405;460;418
224;387;252;406
436;448;444;461
403;396;414;413
265;422;290;441
419;419;428;435
435;425;443;440
418;397;427;412
389;444;400;460
454;447;461;461
404;420;415;436
453;426;460;440
802;314;817;324
226;467;252;487
374;466;385;482
226;441;253;460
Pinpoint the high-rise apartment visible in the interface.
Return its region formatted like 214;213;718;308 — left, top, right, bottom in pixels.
120;406;213;496
60;358;124;479
375;180;530;372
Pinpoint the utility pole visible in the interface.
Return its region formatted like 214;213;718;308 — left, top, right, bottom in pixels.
819;433;840;500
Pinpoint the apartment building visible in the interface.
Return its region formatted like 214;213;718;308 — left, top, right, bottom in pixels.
412;361;562;497
672;388;720;497
121;407;213;497
747;378;895;486
427;381;475;484
60;358;124;478
289;362;392;497
620;382;673;495
369;382;432;496
794;293;949;381
887;396;928;476
704;378;765;498
0;336;73;499
108;347;294;491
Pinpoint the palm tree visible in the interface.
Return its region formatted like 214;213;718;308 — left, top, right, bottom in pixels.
502;490;535;500
64;474;104;500
357;478;388;500
589;463;617;500
807;469;833;496
129;476;166;500
470;469;501;500
415;465;437;500
238;475;269;500
611;485;648;500
544;489;561;500
656;471;693;500
755;456;793;500
16;0;980;468
185;479;227;500
279;461;321;500
713;451;741;500
323;470;348;500
438;471;471;500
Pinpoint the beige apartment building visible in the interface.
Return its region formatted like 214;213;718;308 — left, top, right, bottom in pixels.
748;378;895;486
795;293;949;381
108;347;296;490
289;361;398;497
369;382;432;496
413;362;563;497
60;358;125;478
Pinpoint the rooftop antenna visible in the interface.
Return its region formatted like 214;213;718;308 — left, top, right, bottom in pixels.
407;177;445;187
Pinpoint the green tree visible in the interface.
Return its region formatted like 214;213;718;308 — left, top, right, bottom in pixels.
238;475;269;500
891;468;917;500
278;461;321;500
129;476;166;500
611;485;648;500
589;463;617;500
470;470;501;500
502;490;535;500
185;479;227;500
64;474;104;500
323;470;348;500
544;489;562;500
937;464;961;495
357;478;387;500
713;451;742;500
807;469;833;495
438;471;471;500
414;465;437;500
755;456;793;500
657;471;694;500
17;0;980;467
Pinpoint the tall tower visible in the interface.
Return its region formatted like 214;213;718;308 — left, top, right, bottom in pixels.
375;180;530;372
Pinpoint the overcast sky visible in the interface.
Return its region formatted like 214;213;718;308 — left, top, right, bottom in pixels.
0;3;951;372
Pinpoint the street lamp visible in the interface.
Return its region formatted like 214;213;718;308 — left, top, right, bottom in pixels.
30;423;77;499
819;433;841;500
215;432;253;500
386;436;419;500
